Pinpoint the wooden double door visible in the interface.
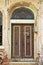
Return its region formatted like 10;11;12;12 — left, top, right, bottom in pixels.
11;24;34;58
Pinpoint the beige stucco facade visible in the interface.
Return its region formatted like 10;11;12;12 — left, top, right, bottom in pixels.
0;0;43;63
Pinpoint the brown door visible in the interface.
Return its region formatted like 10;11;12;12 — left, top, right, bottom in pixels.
11;24;34;58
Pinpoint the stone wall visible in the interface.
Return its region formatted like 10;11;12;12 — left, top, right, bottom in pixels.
0;0;43;60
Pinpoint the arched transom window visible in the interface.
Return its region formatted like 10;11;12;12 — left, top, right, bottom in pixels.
11;7;34;19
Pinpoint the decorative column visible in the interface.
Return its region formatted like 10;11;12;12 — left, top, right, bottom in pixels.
39;0;43;56
5;0;9;6
36;0;43;63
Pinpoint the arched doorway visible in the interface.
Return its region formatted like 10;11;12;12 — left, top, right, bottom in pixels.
11;7;34;60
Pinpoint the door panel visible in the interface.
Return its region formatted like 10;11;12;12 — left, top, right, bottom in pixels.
11;24;34;58
15;27;19;56
25;26;30;56
24;26;33;57
12;26;20;57
20;25;25;57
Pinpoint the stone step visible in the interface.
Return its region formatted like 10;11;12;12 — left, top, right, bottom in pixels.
9;62;38;65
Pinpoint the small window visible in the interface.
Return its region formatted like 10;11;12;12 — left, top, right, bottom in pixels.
11;7;34;19
0;12;2;45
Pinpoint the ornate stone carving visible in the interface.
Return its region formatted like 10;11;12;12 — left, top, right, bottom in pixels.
0;49;10;65
5;0;9;5
39;0;43;2
7;1;37;18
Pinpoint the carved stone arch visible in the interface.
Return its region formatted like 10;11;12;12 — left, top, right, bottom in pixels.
7;1;38;20
7;1;38;59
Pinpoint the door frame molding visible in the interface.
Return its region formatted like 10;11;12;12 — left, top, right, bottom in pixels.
10;19;37;60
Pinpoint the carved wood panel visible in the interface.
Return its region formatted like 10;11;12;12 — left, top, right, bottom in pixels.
11;24;34;58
